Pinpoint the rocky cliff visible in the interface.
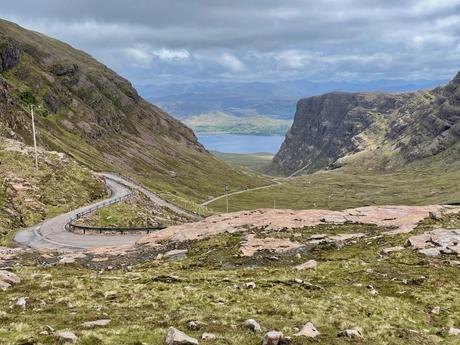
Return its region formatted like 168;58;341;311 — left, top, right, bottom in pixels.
0;19;267;202
270;72;460;176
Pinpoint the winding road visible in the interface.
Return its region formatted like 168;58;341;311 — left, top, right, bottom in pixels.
13;173;199;252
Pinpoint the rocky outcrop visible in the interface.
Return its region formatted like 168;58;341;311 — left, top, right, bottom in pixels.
0;38;19;72
271;73;460;176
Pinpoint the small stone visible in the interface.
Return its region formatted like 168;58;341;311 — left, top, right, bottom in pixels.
16;296;28;310
294;322;320;338
337;329;363;338
295;253;301;259
449;327;460;336
367;285;379;295
164;249;188;261
201;332;216;340
82;319;111;328
165;327;199;345
429;210;442;220
431;306;441;315
262;331;284;345
187;321;200;331
294;260;317;270
55;330;78;343
294;278;303;284
104;291;117;300
243;319;262;332
246;282;256;289
381;246;405;254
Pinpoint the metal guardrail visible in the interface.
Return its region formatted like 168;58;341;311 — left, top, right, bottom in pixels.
65;181;165;234
110;172;204;219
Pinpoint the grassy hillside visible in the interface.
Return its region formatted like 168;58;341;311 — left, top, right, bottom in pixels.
0;138;106;244
206;142;460;212
183;112;292;135
0;19;269;208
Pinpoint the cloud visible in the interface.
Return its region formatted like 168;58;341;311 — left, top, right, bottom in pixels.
0;0;459;84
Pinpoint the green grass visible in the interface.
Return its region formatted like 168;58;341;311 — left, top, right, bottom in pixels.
206;150;460;212
1;213;460;344
184;112;292;135
211;151;274;172
0;139;106;245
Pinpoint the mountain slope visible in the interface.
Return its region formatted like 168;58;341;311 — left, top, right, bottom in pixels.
270;72;460;176
0;19;268;204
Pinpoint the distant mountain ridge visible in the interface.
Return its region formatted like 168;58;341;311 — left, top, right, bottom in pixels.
270;73;460;176
141;78;447;120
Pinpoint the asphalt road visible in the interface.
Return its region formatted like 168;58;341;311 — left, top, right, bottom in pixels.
14;178;144;252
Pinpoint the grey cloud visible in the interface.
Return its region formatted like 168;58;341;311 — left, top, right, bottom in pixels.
0;0;459;84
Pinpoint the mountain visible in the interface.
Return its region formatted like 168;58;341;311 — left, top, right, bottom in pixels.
142;78;446;120
0;19;268;204
270;73;460;176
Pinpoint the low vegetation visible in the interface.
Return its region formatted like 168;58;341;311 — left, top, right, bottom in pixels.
0;138;106;245
2;212;460;344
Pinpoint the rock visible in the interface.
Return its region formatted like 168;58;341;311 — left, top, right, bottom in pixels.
16;296;28;310
246;282;256;289
294;322;320;338
243;319;262;332
201;332;216;340
104;291;117;300
82;319;111;328
187;321;200;331
449;327;460;336
262;331;284;345
381;246;405;254
164;249;188;261
294;260;317;270
55;330;78;343
367;285;379;295
337;329;363;338
0;41;20;72
165;327;199;345
0;270;20;286
429;210;442;220
431;306;441;315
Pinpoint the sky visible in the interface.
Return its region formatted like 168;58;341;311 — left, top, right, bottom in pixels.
1;0;460;86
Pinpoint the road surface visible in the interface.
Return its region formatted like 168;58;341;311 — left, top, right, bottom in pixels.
100;173;201;219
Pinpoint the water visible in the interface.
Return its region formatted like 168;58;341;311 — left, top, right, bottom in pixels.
197;133;285;154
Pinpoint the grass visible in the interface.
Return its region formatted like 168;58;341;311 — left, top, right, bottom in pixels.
1;213;460;344
0;139;106;246
211;151;274;172
206;155;460;213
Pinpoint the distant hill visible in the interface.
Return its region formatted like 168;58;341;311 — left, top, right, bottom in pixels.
270;74;460;176
141;78;447;121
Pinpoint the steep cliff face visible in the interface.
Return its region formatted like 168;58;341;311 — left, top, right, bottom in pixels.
0;19;267;202
270;73;460;176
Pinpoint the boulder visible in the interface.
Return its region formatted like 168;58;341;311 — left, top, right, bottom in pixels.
243;319;262;332
165;327;199;345
0;270;20;290
295;260;317;270
429;210;442;220
262;331;284;345
55;330;78;343
294;322;320;338
164;249;188;261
